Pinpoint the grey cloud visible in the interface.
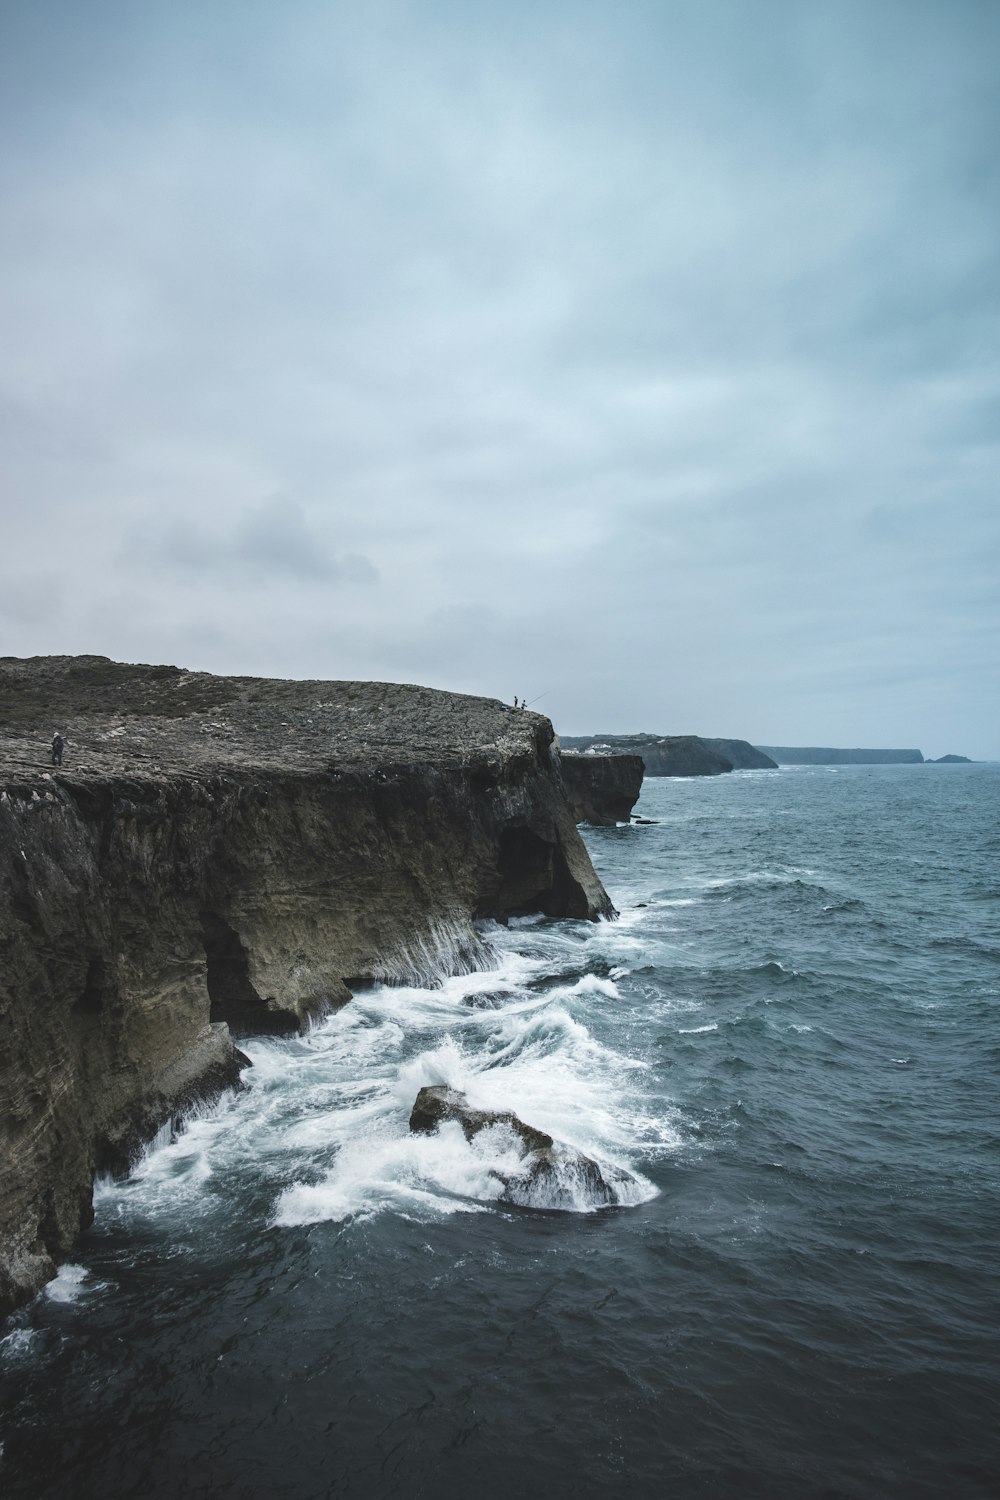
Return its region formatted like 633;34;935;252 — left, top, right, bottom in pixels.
125;500;378;585
0;572;66;627
0;1;997;754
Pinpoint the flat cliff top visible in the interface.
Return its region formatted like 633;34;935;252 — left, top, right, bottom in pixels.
0;656;539;785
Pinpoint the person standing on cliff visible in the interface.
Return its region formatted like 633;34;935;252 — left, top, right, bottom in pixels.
51;733;64;766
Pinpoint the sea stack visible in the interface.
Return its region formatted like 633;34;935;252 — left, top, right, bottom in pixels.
559;751;645;824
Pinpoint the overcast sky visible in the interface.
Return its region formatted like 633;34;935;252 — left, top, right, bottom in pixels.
2;0;997;756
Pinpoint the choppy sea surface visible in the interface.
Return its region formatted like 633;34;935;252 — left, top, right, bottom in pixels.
2;763;998;1499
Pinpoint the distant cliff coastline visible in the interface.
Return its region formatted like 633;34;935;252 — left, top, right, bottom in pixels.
561;734;776;776
755;746;924;765
0;657;613;1317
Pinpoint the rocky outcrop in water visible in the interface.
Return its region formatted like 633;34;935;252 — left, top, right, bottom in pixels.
408;1085;639;1209
927;754;972;764
560;733;732;777
559;752;645;824
755;746;924;765
0;656;614;1317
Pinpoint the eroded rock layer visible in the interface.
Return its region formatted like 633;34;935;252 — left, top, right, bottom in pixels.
0;657;613;1316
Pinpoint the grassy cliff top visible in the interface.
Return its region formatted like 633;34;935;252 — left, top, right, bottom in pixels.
0;656;539;785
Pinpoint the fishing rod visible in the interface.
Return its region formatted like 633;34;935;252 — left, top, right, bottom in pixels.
524;691;548;707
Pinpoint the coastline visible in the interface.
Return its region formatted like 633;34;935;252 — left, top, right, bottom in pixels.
0;657;613;1317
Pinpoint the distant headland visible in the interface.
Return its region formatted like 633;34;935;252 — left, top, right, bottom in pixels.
561;738;976;773
560;734;777;776
754;747;972;765
754;746;923;765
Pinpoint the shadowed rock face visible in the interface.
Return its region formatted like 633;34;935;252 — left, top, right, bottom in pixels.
0;656;614;1316
559;752;645;824
409;1085;641;1210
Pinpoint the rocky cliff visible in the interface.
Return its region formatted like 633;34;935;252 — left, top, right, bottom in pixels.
700;738;777;770
0;656;613;1317
559;753;645;824
560;734;733;777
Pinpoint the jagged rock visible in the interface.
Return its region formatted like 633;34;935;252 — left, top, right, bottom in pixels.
559;751;644;824
0;656;615;1317
409;1085;638;1210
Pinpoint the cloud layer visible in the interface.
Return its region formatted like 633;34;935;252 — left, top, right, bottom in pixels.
1;0;997;755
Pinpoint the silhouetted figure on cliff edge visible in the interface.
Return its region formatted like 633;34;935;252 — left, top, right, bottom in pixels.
51;733;64;766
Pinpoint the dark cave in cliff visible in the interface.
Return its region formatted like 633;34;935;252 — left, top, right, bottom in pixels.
200;911;296;1036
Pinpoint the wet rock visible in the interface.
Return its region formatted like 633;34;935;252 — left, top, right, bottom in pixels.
409;1085;638;1210
460;990;519;1010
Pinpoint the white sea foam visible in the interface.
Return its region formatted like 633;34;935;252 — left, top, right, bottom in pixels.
43;1264;103;1303
93;919;669;1233
678;1023;718;1034
0;1328;38;1357
369;914;499;988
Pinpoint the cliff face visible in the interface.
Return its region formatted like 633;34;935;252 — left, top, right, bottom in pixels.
560;734;732;777
700;739;777;770
559;753;645;825
0;657;613;1317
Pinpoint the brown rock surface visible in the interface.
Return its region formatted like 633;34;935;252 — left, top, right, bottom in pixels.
0;656;613;1316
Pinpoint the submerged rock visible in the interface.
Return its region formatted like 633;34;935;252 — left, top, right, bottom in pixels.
409;1085;640;1210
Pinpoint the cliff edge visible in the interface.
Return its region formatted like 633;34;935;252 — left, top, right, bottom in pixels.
0;656;613;1316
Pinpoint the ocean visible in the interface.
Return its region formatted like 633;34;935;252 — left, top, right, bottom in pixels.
1;763;997;1499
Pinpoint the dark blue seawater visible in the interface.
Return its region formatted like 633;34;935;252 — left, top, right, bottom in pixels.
2;764;998;1499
